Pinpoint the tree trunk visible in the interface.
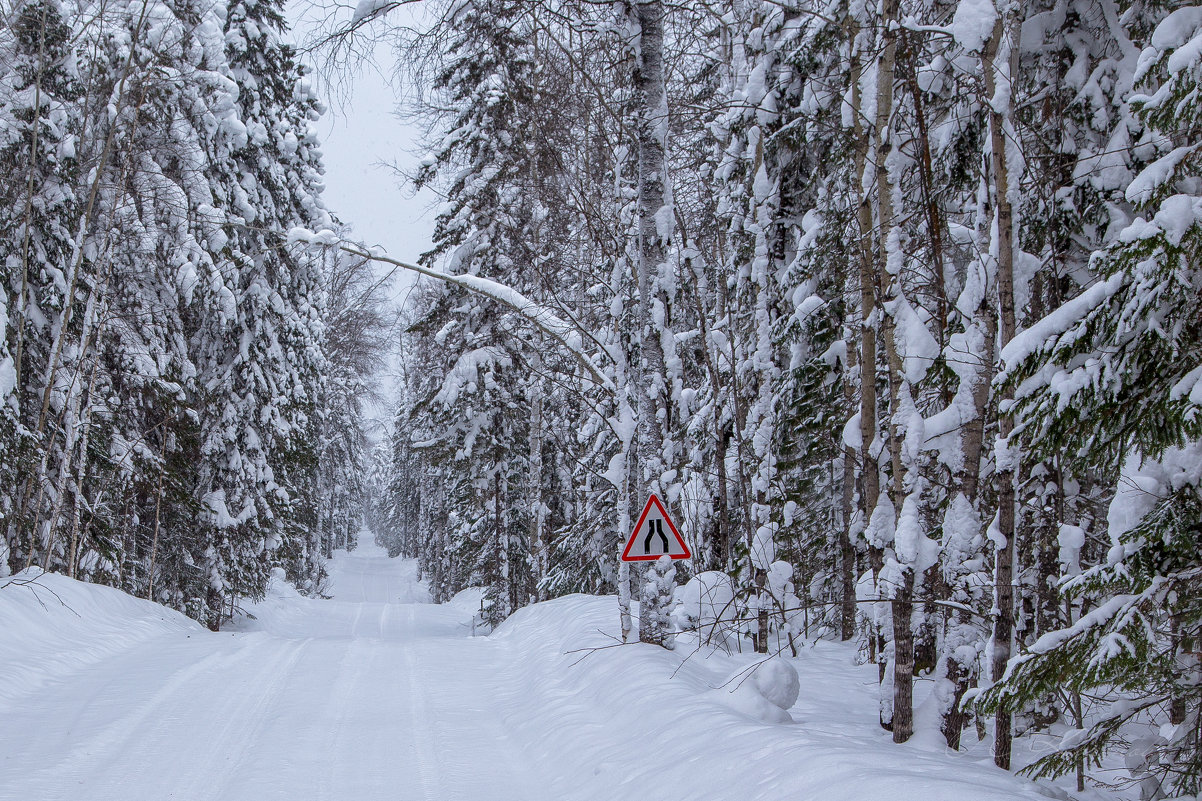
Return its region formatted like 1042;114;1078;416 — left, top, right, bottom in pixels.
840;388;858;642
891;570;915;743
495;469;510;616
631;0;673;648
870;0;915;743
984;13;1020;771
146;433;168;601
66;356;105;578
686;253;731;573
527;359;547;601
617;436;633;641
13;0;53;393
848;13;885;681
18;48;148;569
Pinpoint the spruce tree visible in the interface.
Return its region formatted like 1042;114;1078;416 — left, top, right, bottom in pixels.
187;0;331;625
0;0;82;570
981;6;1202;790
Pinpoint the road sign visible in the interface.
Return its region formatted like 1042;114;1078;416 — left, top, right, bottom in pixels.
622;494;690;561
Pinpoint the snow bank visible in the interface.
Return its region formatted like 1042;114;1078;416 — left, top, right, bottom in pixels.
0;559;1068;801
448;585;488;612
489;595;1053;801
0;570;204;709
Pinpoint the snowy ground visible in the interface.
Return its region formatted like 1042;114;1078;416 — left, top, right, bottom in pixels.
1;542;1063;800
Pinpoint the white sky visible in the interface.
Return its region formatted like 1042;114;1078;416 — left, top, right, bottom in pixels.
316;57;433;287
289;2;435;298
288;3;437;439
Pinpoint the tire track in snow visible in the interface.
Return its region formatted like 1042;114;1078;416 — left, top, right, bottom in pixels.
474;640;543;801
99;636;307;801
193;636;314;801
422;638;542;800
403;604;443;801
321;636;372;800
11;634;291;801
388;615;540;801
5;552;540;801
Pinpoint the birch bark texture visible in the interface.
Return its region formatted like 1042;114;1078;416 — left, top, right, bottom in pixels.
630;0;676;649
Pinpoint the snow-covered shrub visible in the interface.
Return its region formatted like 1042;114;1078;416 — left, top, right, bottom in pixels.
672;571;738;650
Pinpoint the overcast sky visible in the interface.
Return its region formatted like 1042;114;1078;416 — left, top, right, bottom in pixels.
290;2;436;299
289;3;437;438
316;57;434;286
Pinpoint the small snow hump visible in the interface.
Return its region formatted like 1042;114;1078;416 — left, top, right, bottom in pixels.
753;659;800;711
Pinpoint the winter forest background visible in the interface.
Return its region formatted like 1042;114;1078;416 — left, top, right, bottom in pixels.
2;0;1201;797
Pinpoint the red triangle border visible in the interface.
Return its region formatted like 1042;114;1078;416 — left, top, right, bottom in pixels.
621;493;691;562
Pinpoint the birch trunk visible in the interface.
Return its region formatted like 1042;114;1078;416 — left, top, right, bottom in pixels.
840;338;858;640
66;355;104;578
984;11;1021;771
617;431;633;641
17;26;149;567
631;0;674;648
939;286;997;748
848;16;884;678
865;0;916;741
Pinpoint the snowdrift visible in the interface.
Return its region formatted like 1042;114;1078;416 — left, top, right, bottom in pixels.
490;594;1055;801
0;569;204;709
0;560;1059;801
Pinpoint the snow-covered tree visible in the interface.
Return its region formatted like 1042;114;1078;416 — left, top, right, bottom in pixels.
982;5;1202;791
0;0;348;627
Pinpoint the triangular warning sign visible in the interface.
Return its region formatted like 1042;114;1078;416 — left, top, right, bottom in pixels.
622;494;690;562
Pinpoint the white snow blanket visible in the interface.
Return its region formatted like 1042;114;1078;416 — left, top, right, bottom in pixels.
0;542;1052;800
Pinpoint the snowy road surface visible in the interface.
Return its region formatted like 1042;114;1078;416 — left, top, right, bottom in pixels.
0;544;541;801
0;542;1054;801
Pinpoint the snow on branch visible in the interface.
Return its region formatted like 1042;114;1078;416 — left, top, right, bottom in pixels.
288;229;616;393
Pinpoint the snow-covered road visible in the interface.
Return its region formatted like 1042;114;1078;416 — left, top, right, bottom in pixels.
1;543;1059;801
0;544;540;801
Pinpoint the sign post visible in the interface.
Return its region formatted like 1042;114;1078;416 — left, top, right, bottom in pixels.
622;493;688;649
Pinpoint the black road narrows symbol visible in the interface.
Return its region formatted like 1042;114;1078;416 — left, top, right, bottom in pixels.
643;519;670;555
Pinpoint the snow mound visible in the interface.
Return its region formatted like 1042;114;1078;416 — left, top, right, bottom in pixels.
448;585;488;612
709;660;799;725
671;570;737;648
753;658;800;710
0;569;204;709
713;679;795;724
266;567;302;600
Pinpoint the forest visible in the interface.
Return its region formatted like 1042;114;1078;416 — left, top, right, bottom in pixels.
2;0;1201;797
0;0;390;626
372;0;1202;794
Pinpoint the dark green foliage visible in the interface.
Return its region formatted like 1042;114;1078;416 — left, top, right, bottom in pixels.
979;487;1202;792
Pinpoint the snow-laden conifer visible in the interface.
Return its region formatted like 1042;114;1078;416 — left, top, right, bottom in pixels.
982;6;1202;789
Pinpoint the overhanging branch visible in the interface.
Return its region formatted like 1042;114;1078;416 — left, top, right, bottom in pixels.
293;231;616;393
